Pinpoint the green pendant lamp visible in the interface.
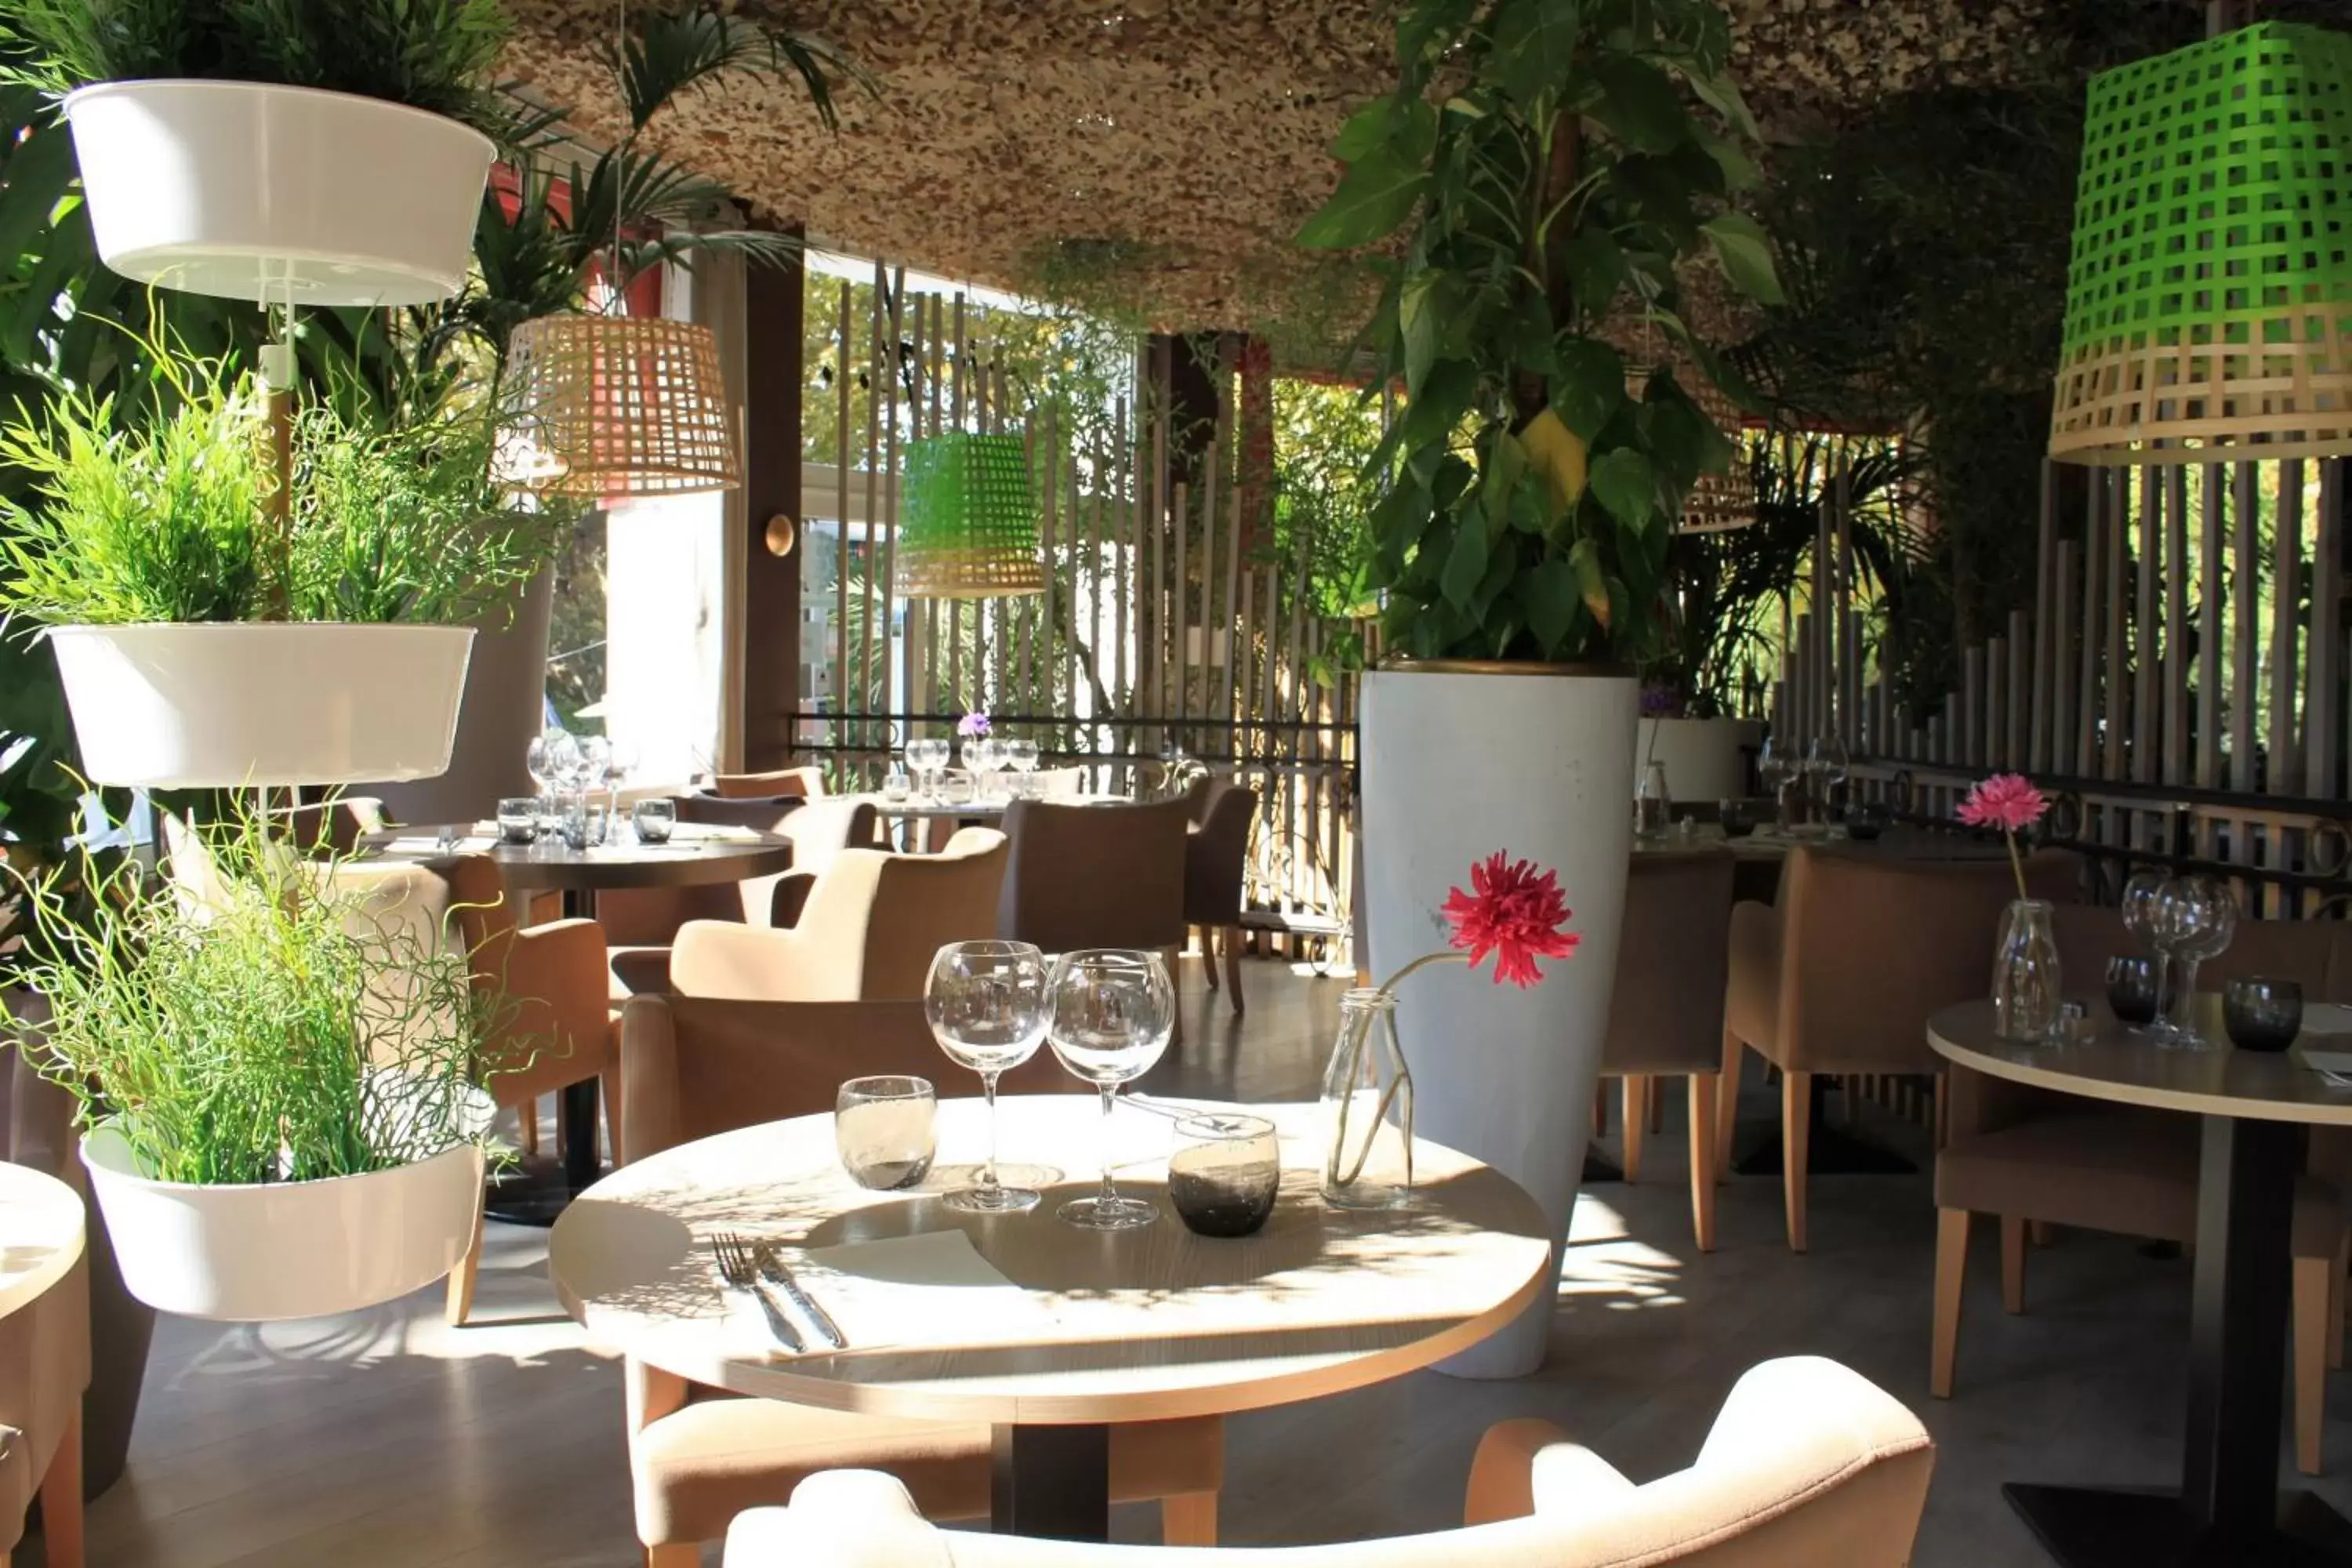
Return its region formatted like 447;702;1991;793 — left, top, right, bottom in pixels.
895;432;1047;597
2051;21;2352;463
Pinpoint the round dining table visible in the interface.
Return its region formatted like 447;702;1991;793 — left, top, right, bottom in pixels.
1929;1000;2352;1567
548;1094;1552;1541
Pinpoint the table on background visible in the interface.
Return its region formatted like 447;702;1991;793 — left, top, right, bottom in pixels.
548;1095;1552;1540
1930;1000;2352;1566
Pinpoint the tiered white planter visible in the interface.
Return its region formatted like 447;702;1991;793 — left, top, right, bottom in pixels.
63;80;494;307
48;622;475;789
1359;662;1637;1377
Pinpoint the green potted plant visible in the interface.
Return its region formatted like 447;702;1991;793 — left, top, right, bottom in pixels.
1296;0;1780;1374
0;339;564;788
2;0;510;307
2;812;524;1321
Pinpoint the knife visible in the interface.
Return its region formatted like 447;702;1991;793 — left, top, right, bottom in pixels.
758;1244;848;1349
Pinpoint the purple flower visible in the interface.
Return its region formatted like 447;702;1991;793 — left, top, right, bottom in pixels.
956;711;992;739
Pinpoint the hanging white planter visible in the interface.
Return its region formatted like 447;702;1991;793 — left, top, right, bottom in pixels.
83;1129;485;1322
1359;662;1637;1378
47;622;475;789
62;80;493;307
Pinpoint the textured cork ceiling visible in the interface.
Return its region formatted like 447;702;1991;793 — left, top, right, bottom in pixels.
499;0;2064;332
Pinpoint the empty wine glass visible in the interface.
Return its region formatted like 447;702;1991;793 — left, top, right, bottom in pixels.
1004;738;1040;776
1757;734;1795;831
924;941;1053;1212
2119;867;2173;1039
906;738;949;800
1049;949;1177;1230
1806;733;1849;825
965;737;1000;800
2155;875;2238;1048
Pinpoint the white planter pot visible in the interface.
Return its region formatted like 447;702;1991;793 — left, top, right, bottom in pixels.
82;1130;484;1322
1633;717;1760;804
1359;663;1637;1377
48;622;474;789
63;80;493;307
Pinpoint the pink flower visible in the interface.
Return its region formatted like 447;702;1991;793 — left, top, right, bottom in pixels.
1957;773;2047;835
1441;851;1579;989
956;711;992;739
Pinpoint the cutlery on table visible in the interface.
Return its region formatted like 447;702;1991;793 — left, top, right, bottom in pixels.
756;1243;848;1349
710;1232;801;1352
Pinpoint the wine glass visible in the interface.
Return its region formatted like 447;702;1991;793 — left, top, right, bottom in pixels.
1806;733;1849;826
924;941;1053;1212
2119;867;2173;1039
1048;949;1177;1230
964;737;1000;800
1004;738;1040;777
907;738;948;801
1756;734;1795;831
2156;875;2238;1047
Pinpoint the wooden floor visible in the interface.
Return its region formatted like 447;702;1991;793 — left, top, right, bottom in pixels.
42;957;2352;1566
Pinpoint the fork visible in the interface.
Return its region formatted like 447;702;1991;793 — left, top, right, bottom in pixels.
710;1233;802;1352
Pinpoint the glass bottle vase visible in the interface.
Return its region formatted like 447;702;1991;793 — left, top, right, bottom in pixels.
1991;898;2063;1044
1319;987;1414;1209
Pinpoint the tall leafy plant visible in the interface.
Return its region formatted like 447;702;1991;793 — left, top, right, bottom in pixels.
1298;0;1779;665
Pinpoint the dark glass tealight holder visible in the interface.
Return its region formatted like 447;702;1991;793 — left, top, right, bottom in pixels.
1167;1114;1280;1238
2105;955;2168;1027
2223;978;2303;1054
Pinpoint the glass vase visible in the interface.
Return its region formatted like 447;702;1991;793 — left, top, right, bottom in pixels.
1319;987;1414;1209
1991;898;2063;1044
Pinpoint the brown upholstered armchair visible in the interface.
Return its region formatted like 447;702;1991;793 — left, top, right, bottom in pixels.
1934;906;2352;1475
721;1356;1933;1568
1601;848;1735;1251
616;995;1219;1565
707;767;827;800
1182;777;1258;1010
1719;844;2078;1251
669;829;1006;1003
997;797;1190;957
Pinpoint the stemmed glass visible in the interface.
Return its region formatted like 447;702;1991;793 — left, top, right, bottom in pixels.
906;738;948;801
1049;949;1177;1230
964;737;1000;801
1806;733;1849;826
2155;875;2238;1048
1757;734;1795;832
1003;738;1040;779
2119;867;2172;1040
924;941;1053;1212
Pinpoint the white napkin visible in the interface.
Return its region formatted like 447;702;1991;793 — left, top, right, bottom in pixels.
380;834;496;855
724;1230;1054;1359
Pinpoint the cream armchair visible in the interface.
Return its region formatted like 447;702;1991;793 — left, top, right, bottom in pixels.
670;829;1007;1003
723;1356;1932;1568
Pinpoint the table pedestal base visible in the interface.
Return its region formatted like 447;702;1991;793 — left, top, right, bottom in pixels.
993;1424;1109;1541
2006;1484;2352;1567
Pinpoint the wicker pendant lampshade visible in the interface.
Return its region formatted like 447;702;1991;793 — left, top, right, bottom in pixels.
896;432;1047;597
503;314;741;497
2050;22;2352;464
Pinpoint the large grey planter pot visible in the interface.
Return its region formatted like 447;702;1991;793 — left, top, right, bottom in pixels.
366;568;555;825
2;995;156;1498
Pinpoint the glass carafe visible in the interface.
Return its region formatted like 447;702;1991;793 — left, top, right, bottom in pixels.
1319;988;1414;1209
1635;759;1671;838
1991;898;2063;1044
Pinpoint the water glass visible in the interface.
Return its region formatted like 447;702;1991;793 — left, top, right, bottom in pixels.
882;766;911;804
2223;978;2303;1054
2119;867;2173;1040
925;941;1053;1212
558;791;593;850
836;1076;937;1189
583;803;610;846
632;799;677;844
1168;1113;1280;1238
906;738;949;800
496;797;539;844
937;769;975;807
1050;949;1177;1230
2104;954;2167;1026
2155;875;2238;1047
1757;735;1795;830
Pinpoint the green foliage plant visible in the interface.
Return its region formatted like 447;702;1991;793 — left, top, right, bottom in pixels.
2;809;530;1185
0;335;568;626
1297;0;1780;666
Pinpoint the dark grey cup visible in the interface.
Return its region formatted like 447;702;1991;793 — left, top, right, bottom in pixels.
2223;978;2303;1054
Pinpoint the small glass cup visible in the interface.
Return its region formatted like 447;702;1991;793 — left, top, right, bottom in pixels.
882;766;911;804
496;797;539;844
535;793;565;837
632;799;677;844
1168;1113;1280;1237
937;769;975;807
559;792;593;851
2223;978;2304;1054
836;1076;938;1189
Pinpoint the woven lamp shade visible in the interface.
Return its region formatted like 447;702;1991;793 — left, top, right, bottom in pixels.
896;432;1046;597
2050;22;2352;464
503;314;741;496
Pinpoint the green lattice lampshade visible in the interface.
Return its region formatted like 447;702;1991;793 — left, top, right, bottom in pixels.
2051;22;2352;464
895;433;1046;597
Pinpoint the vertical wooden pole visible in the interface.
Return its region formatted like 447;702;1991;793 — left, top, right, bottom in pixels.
739;238;804;770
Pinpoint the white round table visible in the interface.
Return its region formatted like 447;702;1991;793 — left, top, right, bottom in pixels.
549;1094;1551;1539
0;1161;85;1319
1930;1000;2352;1566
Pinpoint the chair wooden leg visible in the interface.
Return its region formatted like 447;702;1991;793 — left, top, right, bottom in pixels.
36;1406;80;1568
517;1094;539;1157
1162;1492;1218;1546
1932;1208;1969;1398
1782;1069;1809;1253
1224;924;1246;1012
2330;1235;2348;1372
1689;1073;1718;1254
445;1192;485;1327
1933;1071;1949;1149
1715;1033;1743;1183
1200;927;1220;992
2000;1215;2027;1314
1621;1076;1647;1185
2298;1253;2331;1476
646;1547;699;1568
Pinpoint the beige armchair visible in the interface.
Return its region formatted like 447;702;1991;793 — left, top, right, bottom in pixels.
710;767;827;800
670;829;1007;1003
998;797;1189;956
0;1171;89;1568
1719;844;2076;1251
1602;848;1735;1251
617;995;1218;1565
721;1356;1932;1567
1934;906;2352;1475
